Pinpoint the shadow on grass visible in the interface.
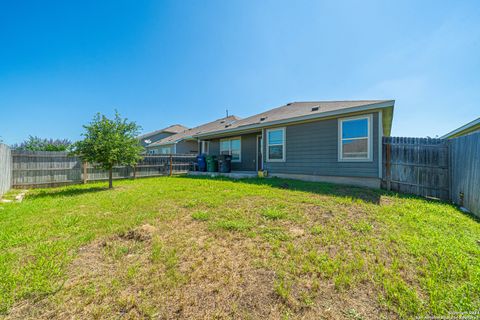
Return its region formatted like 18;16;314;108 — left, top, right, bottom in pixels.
180;175;384;204
181;176;480;222
26;186;109;200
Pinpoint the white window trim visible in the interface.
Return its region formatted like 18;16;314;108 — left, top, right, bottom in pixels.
201;141;210;155
219;137;242;163
266;127;286;162
338;114;373;162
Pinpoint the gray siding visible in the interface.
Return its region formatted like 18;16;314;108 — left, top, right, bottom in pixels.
264;112;380;178
147;141;197;154
147;144;174;154
208;133;259;171
176;140;198;154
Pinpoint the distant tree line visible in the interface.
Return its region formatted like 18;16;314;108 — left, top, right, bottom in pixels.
12;136;72;151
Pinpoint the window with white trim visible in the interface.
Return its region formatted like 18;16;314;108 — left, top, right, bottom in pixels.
219;137;241;162
339;115;372;161
266;128;285;161
200;141;209;155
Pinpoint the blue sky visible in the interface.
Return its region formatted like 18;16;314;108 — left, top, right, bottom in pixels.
1;0;479;145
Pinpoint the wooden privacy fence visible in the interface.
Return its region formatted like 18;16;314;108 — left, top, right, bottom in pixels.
11;151;197;188
449;132;480;216
0;144;12;197
383;137;450;200
383;135;480;218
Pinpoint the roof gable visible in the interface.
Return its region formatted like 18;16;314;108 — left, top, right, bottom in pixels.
138;124;188;140
147;116;240;147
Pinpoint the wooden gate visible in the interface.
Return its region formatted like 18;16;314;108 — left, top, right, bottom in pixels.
382;137;450;200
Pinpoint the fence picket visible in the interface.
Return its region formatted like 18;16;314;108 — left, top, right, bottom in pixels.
0;144;12;197
382;137;450;200
450;132;480;217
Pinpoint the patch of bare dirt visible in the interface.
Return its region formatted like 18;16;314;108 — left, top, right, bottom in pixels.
289;227;305;238
7;215;393;320
118;224;157;242
379;195;396;206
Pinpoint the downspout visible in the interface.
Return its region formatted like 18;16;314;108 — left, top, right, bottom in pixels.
262;128;265;173
378;111;383;179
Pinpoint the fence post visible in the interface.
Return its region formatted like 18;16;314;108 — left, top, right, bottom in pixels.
133;165;137;180
169;154;173;176
83;161;88;184
385;142;391;191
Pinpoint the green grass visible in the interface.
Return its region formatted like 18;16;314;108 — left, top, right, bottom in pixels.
261;207;287;220
0;176;479;318
191;210;211;221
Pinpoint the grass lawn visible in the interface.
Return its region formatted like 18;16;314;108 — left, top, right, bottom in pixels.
0;176;479;319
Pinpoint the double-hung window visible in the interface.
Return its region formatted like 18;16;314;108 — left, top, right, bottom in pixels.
266;128;286;161
339;115;372;161
219;137;241;162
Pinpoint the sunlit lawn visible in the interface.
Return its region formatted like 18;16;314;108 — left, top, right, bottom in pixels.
0;176;479;319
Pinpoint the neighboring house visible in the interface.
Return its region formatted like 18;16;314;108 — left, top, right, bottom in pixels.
194;100;395;188
441;117;480;139
146;116;239;154
138;124;188;148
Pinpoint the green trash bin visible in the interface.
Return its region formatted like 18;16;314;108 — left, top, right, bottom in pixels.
206;155;218;172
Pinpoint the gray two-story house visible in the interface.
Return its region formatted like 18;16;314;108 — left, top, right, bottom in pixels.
194;100;394;188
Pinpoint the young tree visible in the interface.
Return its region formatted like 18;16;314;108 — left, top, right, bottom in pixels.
72;111;143;188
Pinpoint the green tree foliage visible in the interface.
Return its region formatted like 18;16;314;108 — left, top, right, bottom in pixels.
71;111;143;188
12;136;71;151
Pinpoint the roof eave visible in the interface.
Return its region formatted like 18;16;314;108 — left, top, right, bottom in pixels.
440;117;480;139
146;140;179;148
146;136;199;147
195;100;395;139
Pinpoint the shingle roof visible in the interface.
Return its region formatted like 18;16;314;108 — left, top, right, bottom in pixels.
138;124;188;139
226;100;392;129
195;100;394;137
148;116;240;147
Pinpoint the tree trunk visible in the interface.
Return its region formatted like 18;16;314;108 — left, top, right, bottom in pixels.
108;168;113;189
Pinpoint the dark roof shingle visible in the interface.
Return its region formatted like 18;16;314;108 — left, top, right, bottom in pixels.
138;124;188;140
148;116;240;147
226;100;393;130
